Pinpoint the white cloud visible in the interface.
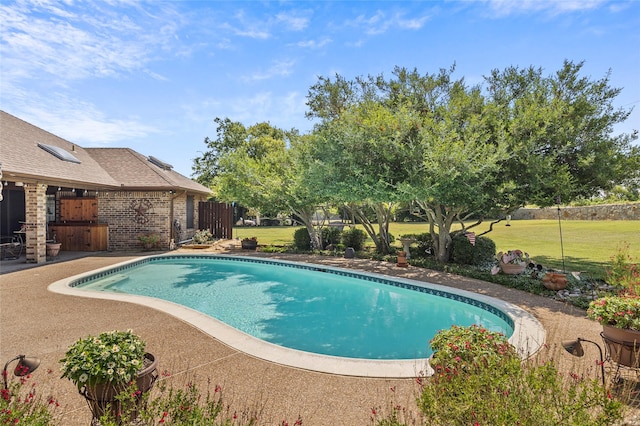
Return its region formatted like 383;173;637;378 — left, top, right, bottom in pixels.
0;1;183;84
220;9;271;39
242;60;296;82
484;0;606;17
5;85;158;145
348;9;429;35
276;12;310;31
294;37;332;49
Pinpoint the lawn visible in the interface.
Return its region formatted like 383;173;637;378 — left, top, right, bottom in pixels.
232;219;639;278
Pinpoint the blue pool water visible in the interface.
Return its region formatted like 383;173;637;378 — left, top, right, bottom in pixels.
74;256;513;360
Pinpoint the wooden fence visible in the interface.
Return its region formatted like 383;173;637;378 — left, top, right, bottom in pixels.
198;201;233;239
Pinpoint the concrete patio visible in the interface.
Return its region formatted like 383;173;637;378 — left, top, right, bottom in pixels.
1;246;637;425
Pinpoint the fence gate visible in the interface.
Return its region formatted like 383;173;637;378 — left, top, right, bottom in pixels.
198;201;233;239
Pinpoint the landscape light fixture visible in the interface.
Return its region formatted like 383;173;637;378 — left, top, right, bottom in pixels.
562;337;605;386
556;195;566;272
3;355;41;389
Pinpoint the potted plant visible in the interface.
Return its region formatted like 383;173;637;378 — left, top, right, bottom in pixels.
46;242;62;257
587;245;640;367
60;330;158;420
495;250;529;275
137;233;160;250
241;236;258;250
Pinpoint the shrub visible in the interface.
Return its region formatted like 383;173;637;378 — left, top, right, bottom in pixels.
429;324;517;374
607;243;639;294
451;234;496;266
321;226;342;248
341;227;367;251
95;376;282;426
417;357;621;426
293;227;311;250
400;325;624;426
0;371;59;425
192;229;214;244
403;233;434;258
137;233;160;248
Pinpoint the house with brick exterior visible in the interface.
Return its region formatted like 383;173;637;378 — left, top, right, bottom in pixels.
0;110;213;264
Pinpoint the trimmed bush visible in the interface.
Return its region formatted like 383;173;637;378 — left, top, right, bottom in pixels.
451;233;496;266
403;233;434;258
321;226;342;249
341;227;367;251
292;227;311;250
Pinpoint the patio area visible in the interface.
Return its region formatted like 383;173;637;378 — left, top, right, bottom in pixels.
1;245;637;425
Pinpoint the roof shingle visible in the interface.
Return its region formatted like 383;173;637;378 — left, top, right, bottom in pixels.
0;110;210;195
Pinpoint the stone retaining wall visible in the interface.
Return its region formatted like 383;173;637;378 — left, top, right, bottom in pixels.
512;203;640;221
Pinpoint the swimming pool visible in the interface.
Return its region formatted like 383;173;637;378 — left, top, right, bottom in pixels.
49;254;545;378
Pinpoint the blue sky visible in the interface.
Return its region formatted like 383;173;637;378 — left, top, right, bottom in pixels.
1;0;638;177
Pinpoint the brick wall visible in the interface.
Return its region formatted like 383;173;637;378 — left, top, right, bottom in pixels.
97;191;207;251
24;183;47;263
511;203;640;221
98;191;171;250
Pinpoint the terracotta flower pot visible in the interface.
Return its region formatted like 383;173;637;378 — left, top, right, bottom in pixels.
46;242;61;257
500;262;526;275
396;251;408;267
542;272;568;291
602;326;640;368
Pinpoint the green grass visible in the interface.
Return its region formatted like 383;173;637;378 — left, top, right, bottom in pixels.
232;220;639;278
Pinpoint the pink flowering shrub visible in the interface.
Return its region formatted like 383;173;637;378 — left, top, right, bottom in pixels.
587;296;640;330
0;368;60;424
429;324;517;374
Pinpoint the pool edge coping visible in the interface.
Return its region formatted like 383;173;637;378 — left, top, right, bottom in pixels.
48;253;545;379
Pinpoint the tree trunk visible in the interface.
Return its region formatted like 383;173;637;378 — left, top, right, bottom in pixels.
417;201;457;263
346;202;393;254
290;206;322;250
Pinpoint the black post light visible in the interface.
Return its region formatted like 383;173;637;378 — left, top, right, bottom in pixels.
556;195;566;273
3;355;41;389
562;338;605;386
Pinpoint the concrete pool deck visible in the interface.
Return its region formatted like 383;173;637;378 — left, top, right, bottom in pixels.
0;245;636;424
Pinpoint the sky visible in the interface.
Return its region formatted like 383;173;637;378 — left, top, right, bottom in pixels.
1;0;639;178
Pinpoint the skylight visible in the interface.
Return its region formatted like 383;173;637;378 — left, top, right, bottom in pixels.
38;143;81;164
148;155;173;170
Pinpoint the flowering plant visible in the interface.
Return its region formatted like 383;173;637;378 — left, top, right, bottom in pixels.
430;324;517;374
60;330;146;390
497;250;529;265
242;236;257;242
587;296;640;330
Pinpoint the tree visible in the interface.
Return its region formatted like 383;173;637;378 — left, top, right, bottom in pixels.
307;102;418;254
485;60;639;207
307;67;509;261
199;119;327;249
306;62;637;262
388;69;508;262
192;118;283;187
